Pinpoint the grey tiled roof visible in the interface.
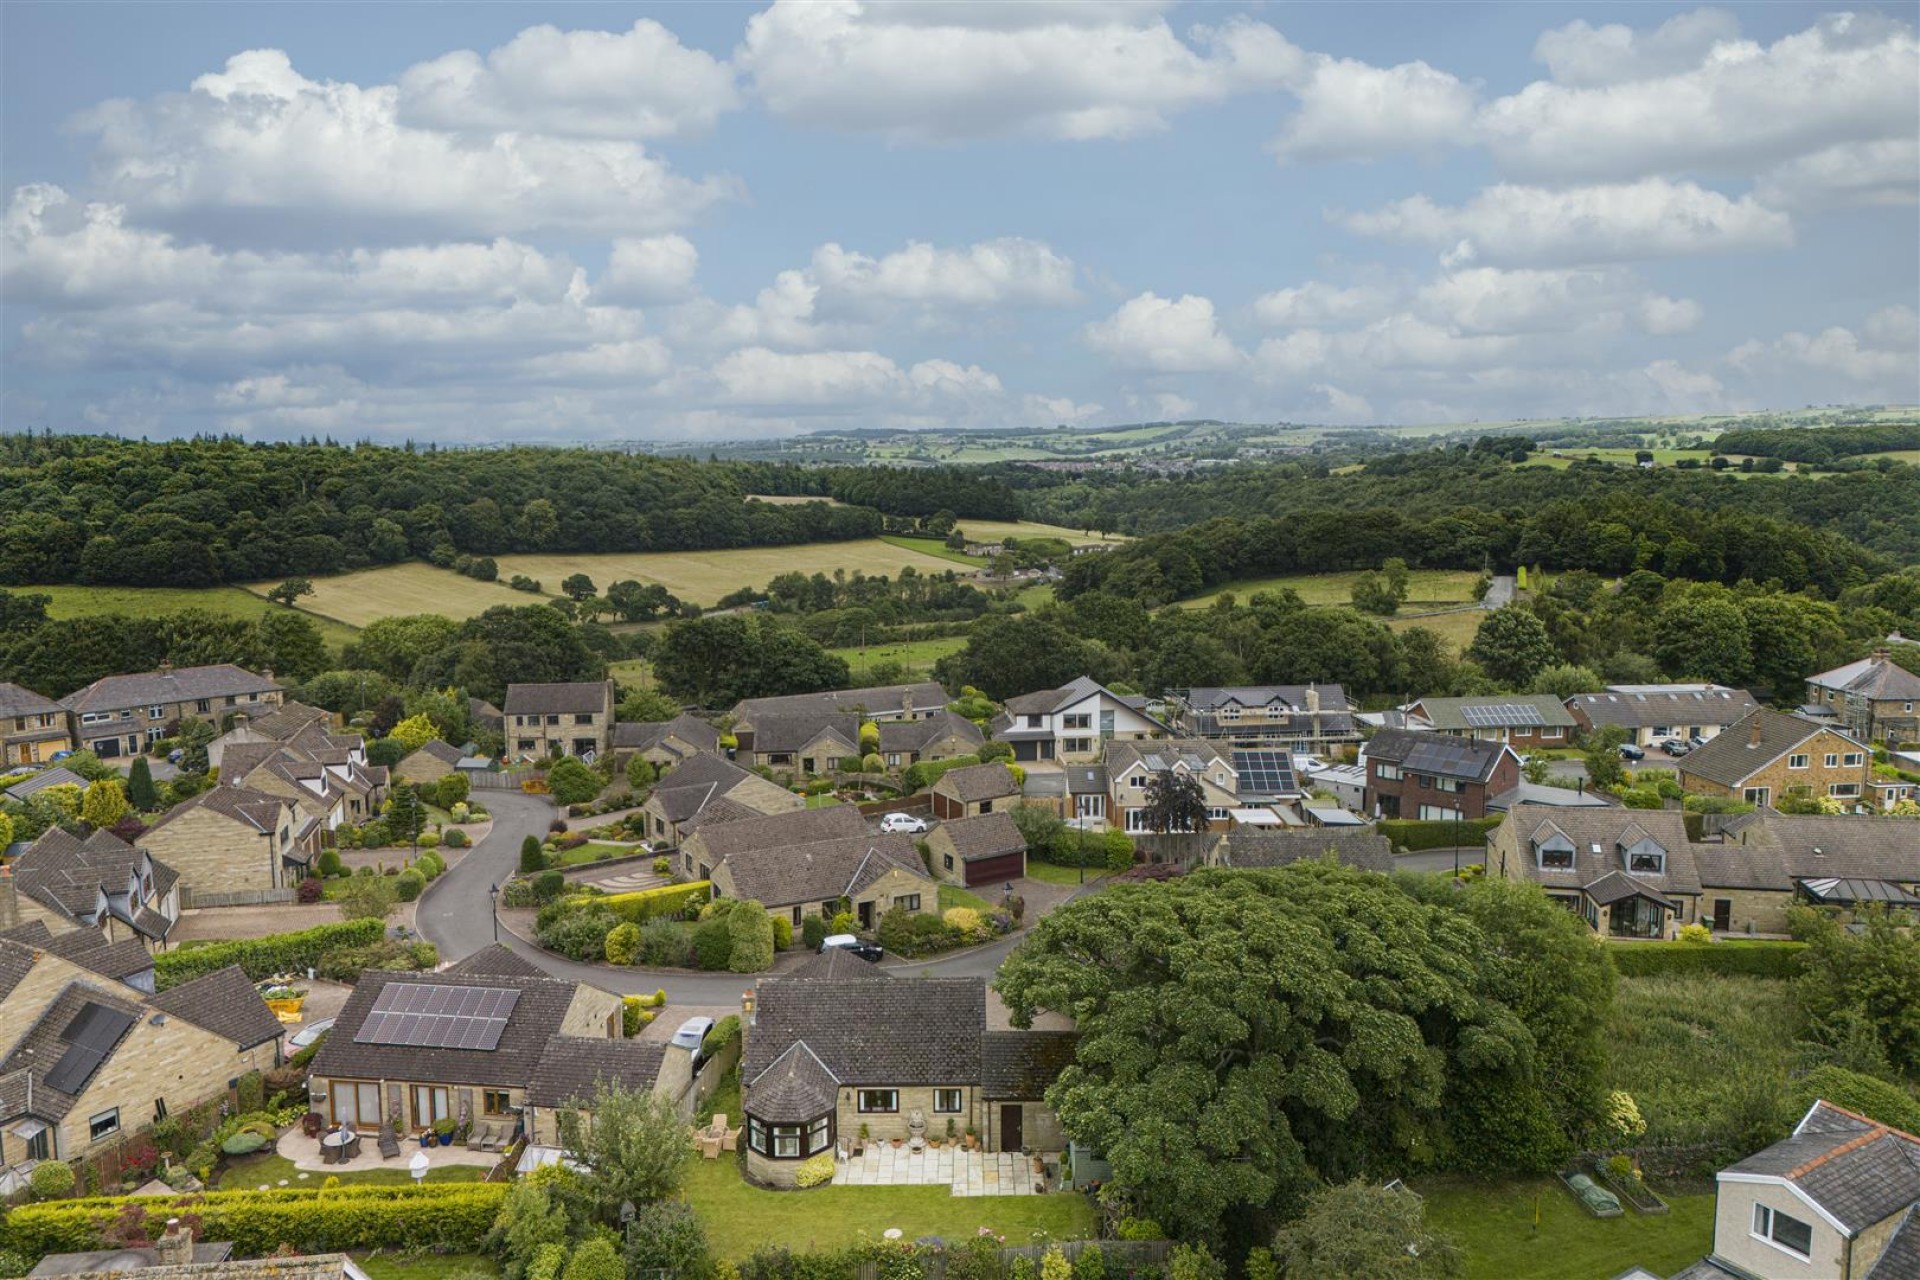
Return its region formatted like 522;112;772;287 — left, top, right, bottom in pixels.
1366;728;1509;783
980;1030;1077;1099
4;767;89;800
309;969;587;1090
1412;694;1578;732
445;944;550;979
1003;677;1106;717
649;752;764;823
13;830;175;933
745;713;859;756
147;784;292;837
681;796;767;832
934;812;1026;862
1809;655;1920;701
691;804;866;859
1868;1206;1920;1280
407;740;465;768
61;664;281;715
0;979;143;1121
745;976;984;1094
613;715;718;755
524;1036;665;1109
149;965;284;1050
1185;685;1352;714
0;939;38;1004
1567;686;1757;730
1066;765;1108;795
1742;814;1920;883
719;835;925;907
1678;709;1857;787
734;683;947;724
0;682;63;718
935;762;1018;804
878;711;982;755
1217;829;1394;873
42;930;155;983
745;1041;842;1123
504;682;612;716
1503;805;1703;899
1725;1101;1920;1234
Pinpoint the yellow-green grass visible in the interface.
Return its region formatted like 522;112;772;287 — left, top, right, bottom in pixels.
215;1151;488;1189
1390;609;1486;654
881;535;980;567
1525;447;1713;469
949;520;1119;547
1176;569;1483;611
1857;449;1920;464
1416;1175;1714;1280
939;884;994;914
681;1156;1096;1258
1010;583;1055;610
24;584;360;651
608;658;654;686
244;563;535;629
355;1254;497;1280
491;541;967;609
831;634;969;679
1022;862;1112;888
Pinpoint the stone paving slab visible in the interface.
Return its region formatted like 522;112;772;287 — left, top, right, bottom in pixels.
834;1146;1051;1197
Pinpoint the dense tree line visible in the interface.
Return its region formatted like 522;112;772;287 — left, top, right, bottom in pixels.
720;460;1023;520
1713;422;1920;463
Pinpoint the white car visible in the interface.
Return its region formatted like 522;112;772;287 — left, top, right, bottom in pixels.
288;1018;334;1049
670;1017;715;1052
878;812;928;834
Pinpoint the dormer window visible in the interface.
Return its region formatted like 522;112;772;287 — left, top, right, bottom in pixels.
1534;836;1575;870
1621;838;1666;875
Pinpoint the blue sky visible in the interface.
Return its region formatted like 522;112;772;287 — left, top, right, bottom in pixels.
3;2;1915;441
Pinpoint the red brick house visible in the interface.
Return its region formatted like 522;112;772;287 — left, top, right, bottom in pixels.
1362;728;1521;821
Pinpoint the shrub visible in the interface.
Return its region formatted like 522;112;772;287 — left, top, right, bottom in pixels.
317;849;343;877
153;918;385;989
561;1238;623;1280
29;1160;75;1201
533;871;567;903
794;1152;836;1188
771;915;793;950
314;939;435;983
443;828;470;849
605;922;641;966
1103;830;1135;871
622;996;647;1037
692;918;734;970
638;921;692;967
526;1244;569;1280
1115;1218;1164;1241
1609;941;1806;979
942;907;985;942
537;907;619;962
417;831;441;850
296;877;325;905
702;1015;742;1056
1785;1065;1920;1136
1072;1245;1107;1280
546;757;602;807
520;836;546;874
1677;922;1713;945
236;1070;266;1113
394;869;426;902
727;901;776;973
830;911;858;936
1040;1246;1071;1280
221;1132;268;1156
903;755;982;792
598;881;712;925
652;856;672;874
801;915;827;949
1377;816;1503;852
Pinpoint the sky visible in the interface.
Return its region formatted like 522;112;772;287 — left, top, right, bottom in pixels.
2;1;1916;443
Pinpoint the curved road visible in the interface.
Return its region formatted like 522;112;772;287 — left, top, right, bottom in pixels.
416;791;1027;1002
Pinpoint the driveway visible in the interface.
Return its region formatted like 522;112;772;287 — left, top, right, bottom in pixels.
1482;574;1517;609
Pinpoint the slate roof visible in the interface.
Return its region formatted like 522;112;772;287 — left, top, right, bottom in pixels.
1567;686;1758;730
406;740;465;769
1066;765;1108;795
445;943;549;979
1216;829;1395;873
746;713;859;756
746;1042;843;1123
1178;685;1358;738
148;966;284;1050
1694;813;1920;893
647;752;765;824
980;1031;1078;1099
0;938;38;1003
61;665;281;716
503;682;612;716
934;812;1026;862
4;767;89;801
733;683;947;724
1868;1205;1920;1280
26;1241;236;1275
1678;709;1860;788
12;830;177;938
308;969;587;1089
41;930;156;984
1503;804;1703;899
690;803;867;859
745;976;985;1114
612;715;718;757
719;834;925;907
1365;728;1510;783
233;701;333;742
1808;654;1920;701
878;711;983;755
1487;782;1616;811
1410;694;1579;732
524;1036;666;1109
1724;1101;1920;1234
681;796;768;832
0;682;64;718
1003;677;1108;717
0;979;144;1121
146;784;291;837
934;762;1019;804
781;948;892;982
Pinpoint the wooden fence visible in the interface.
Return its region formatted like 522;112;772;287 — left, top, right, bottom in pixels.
857;1240;1170;1280
468;767;542;791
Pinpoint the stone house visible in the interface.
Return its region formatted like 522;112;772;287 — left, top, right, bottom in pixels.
504;681;616;760
612;715;719;770
308;966;622;1137
991;676;1168;763
2;766;89;806
220;722;390;830
521;1035;670;1145
877;711;983;770
0;942;281;1187
930;762;1019;820
924;811;1027;888
640;752;803;851
1487;805;1704;939
0;920;157;995
740;960;1076;1187
140;785;315;901
1803;649;1920;746
1565;684;1759;750
1104;739;1240;835
60;664;283;761
1691;812;1920;936
0;683;73;768
206;701;333;771
1;830;180;951
390;740;466;789
1362;728;1521;820
1672;1100;1918;1280
730;682;948;739
28;1227;369;1280
678;803;867;881
734;713;860;774
1404;694;1580;750
1166;684;1359;750
1676;710;1872;809
710;832;937;933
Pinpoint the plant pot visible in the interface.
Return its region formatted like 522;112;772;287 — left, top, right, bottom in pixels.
891;1138;903;1148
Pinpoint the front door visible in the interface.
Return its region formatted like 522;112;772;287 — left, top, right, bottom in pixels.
1713;898;1732;932
858;900;873;930
1001;1104;1023;1152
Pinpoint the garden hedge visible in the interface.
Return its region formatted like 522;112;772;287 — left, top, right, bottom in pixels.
0;1183;507;1258
903;754;983;792
1377;816;1502;852
1608;940;1807;979
598;880;712;924
152;918;386;989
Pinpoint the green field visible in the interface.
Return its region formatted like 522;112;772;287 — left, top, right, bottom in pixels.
882;535;980;566
24;583;362;650
947;520;1119;547
244;563;534;629
831;634;969;679
1389;609;1486;653
1418;1176;1713;1280
1177;569;1483;611
356;1254;497;1280
1858;449;1920;465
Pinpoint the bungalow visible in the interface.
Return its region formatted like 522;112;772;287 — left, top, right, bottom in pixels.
522;1035;669;1145
740;964;1075;1187
504;681;616;760
678;804;868;882
1405;694;1579;750
3;766;89;805
1565;684;1759;750
1671;1100;1918;1280
711;833;937;933
1693;812;1920;935
1804;648;1920;745
734;713;860;773
60;663;282;761
877;711;983;770
1211;829;1394;873
206;701;333;771
390;739;467;789
1487;805;1703;939
0;830;179;951
0;942;280;1190
991;677;1167;763
731;683;948;739
924;811;1027;888
639;752;804;852
931;762;1019;820
0;683;73;768
29;1227;368;1280
612;715;719;770
140;785;315;901
1167;685;1359;749
1676;710;1872;810
1105;739;1241;835
308;967;623;1138
1362;729;1521;821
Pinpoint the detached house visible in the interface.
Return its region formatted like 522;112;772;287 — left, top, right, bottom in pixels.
220;721;390;829
504;681;615;760
1168;685;1358;749
735;713;861;773
1677;710;1872;810
711;832;938;933
612;715;719;770
930;762;1020;820
1363;728;1521;821
1404;695;1579;750
992;677;1167;763
1489;805;1703;939
731;682;948;733
0;683;73;768
1104;739;1241;834
877;712;983;770
1565;684;1759;750
60;663;282;760
1694;812;1920;935
391;739;467;789
1804;648;1920;745
639;752;803;850
140;785;314;902
206;701;333;771
0;830;179;951
678;804;867;882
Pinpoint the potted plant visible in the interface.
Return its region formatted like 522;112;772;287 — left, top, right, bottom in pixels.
963;1125;979;1151
419;1129;434;1149
434;1117;457;1146
855;1123;869;1156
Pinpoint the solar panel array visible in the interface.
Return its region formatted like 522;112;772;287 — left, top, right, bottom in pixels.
1232;750;1298;797
354;983;522;1051
46;1002;136;1094
1399;736;1497;779
1459;703;1545;728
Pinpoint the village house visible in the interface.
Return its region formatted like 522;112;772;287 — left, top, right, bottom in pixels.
992;677;1167;764
140;785;316;902
678;803;867;882
206;701;333;771
923;811;1027;888
521;1035;672;1145
0;920;157;995
1104;739;1241;834
59;664;283;761
733;713;860;773
1676;710;1873;810
1565;684;1759;750
2;766;89;807
739;959;1076;1187
0;830;180;951
1404;694;1580;750
711;832;938;933
28;1223;370;1280
930;761;1020;820
1167;685;1360;749
612;714;719;770
0;683;73;768
504;681;616;760
639;751;803;851
1693;812;1920;935
1211;828;1395;873
1671;1100;1918;1280
1362;728;1521;821
0;941;281;1190
877;711;983;770
730;682;948;745
1803;648;1920;745
390;739;467;789
219;721;390;829
1487;805;1703;939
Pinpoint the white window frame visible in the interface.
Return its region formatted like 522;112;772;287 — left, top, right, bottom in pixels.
1787;754;1810;770
88;1109;120;1142
1743;787;1770;806
1751;1203;1813;1261
1828;784;1860;798
1843;753;1864;767
1823;753;1838;768
856;1090;898;1113
1375;763;1403;781
933;1089;963;1114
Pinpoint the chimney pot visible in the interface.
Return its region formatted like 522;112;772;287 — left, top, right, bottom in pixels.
1871;647;1890;664
1749;715;1764;746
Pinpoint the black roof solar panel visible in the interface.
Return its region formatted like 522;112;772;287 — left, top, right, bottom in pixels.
354;983;522;1050
45;1003;136;1094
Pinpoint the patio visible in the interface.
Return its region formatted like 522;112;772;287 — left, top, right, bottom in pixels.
834;1146;1060;1197
279;1129;500;1176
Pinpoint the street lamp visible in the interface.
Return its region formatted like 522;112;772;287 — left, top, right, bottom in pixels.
1453;806;1463;879
489;882;500;943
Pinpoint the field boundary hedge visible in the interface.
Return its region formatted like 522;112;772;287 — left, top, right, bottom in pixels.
153;918;386;989
1609;940;1806;979
1378;816;1502;852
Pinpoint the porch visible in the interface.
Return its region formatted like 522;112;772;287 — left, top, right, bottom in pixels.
833;1145;1063;1197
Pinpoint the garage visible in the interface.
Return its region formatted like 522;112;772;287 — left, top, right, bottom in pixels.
926;811;1028;889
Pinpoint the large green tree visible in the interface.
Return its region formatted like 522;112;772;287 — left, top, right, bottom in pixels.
1466;608;1558;688
1270;1181;1462;1280
556;1081;692;1224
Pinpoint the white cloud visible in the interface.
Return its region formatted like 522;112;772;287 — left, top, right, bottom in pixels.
78;49;737;241
1754;138;1920;211
1532;9;1742;87
1022;393;1104;424
1272;56;1477;162
1730;305;1920;387
396;19;739;140
1338;179;1794;266
1311;383;1374;421
1415;267;1633;334
1637;295;1704;335
1252;281;1392;328
1642;359;1725;406
709;347;1001;406
1085;292;1241;371
598;235;700;304
738;2;1302;143
809;238;1079;308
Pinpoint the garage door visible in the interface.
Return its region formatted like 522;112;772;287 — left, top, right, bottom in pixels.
964;850;1025;887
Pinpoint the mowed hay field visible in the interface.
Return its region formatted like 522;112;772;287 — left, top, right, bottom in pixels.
491;539;973;608
950;519;1118;546
27;583;362;650
1177;568;1484;610
244;563;533;629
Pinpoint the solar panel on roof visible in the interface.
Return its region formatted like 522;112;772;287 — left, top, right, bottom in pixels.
1233;750;1298;797
45;1003;136;1094
354;983;521;1050
1460;703;1545;728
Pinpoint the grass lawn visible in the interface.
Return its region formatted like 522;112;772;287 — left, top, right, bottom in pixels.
247;562;537;629
1021;862;1110;888
1389;609;1485;655
1417;1175;1714;1280
939;884;994;913
215;1152;488;1190
831;634;969;679
355;1254;498;1280
551;840;638;867
696;1069;741;1128
491;540;965;609
881;535;980;567
680;1155;1096;1258
25;583;361;651
804;793;846;809
1175;568;1482;612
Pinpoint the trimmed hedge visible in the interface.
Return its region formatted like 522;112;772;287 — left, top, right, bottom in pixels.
0;1183;507;1258
598;880;712;924
152;918;386;990
1377;816;1502;852
903;754;983;792
1609;940;1807;979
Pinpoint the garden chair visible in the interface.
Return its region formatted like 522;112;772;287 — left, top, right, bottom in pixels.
483;1124;507;1152
377;1124;401;1160
466;1122;488;1151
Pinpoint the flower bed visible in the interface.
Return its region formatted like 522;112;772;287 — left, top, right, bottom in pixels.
1594;1162;1669;1215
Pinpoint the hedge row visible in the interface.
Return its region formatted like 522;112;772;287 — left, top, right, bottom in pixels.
1;1183;507;1258
1609;941;1807;979
903;754;982;792
1378;816;1502;852
153;918;387;989
598;880;712;925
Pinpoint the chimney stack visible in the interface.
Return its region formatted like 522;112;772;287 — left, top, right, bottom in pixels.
157;660;173;679
154;1220;193;1267
1871;647;1891;664
1749;714;1764;747
1305;686;1320;716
